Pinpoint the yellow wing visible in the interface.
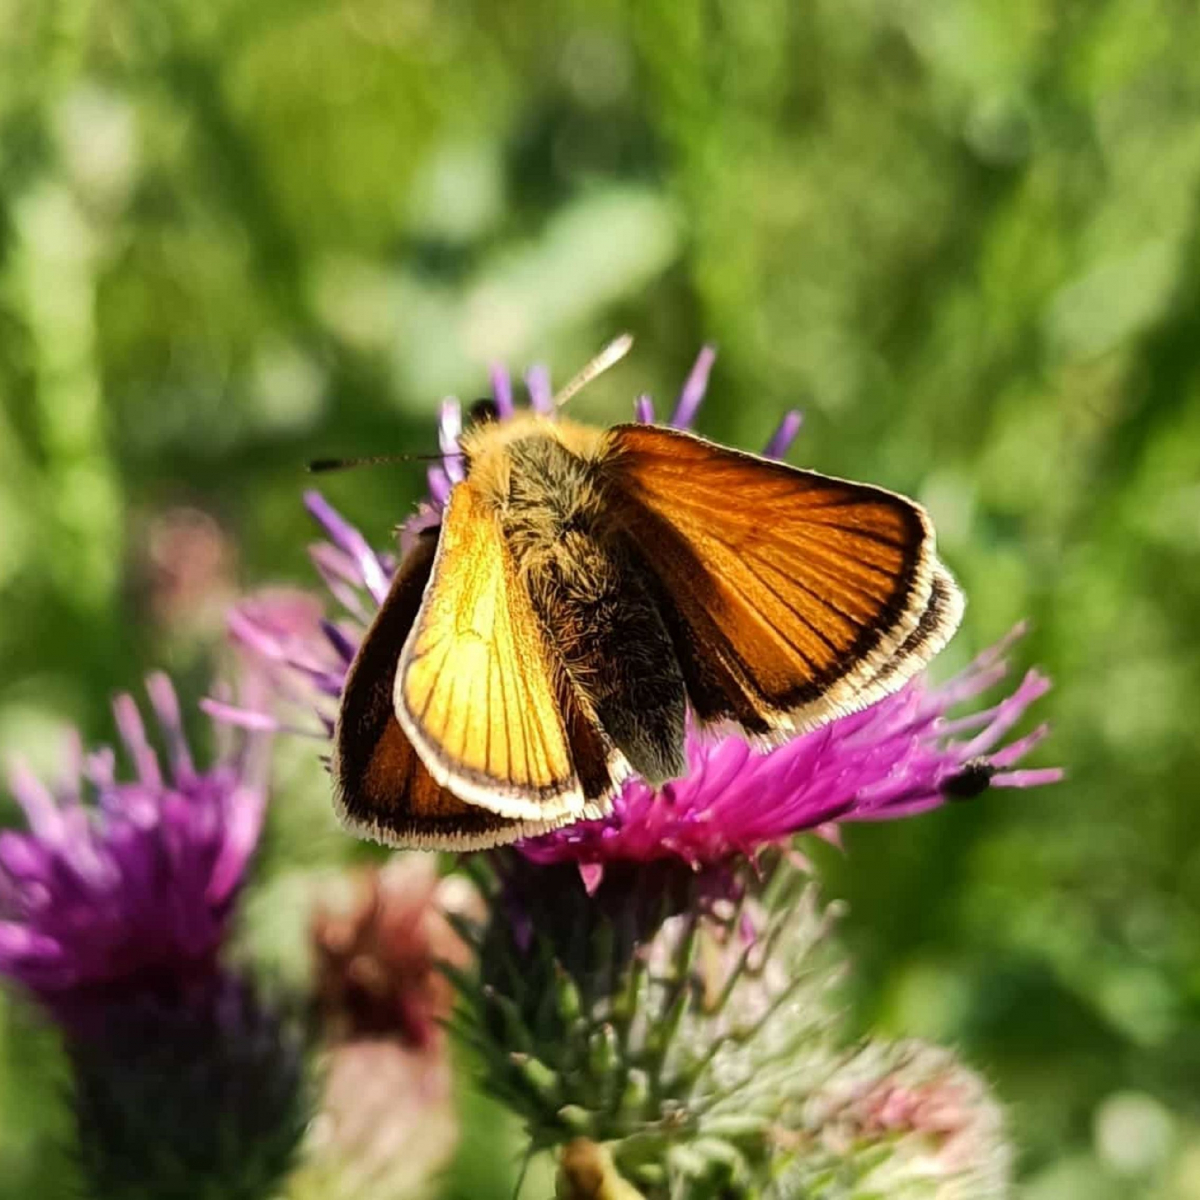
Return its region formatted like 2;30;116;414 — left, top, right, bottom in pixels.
602;423;963;737
395;481;601;820
332;530;567;850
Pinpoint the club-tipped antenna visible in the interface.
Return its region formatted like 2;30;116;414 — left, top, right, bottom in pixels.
553;332;634;409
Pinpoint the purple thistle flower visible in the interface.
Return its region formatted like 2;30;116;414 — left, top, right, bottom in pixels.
520;626;1059;883
0;673;269;1027
214;348;1060;879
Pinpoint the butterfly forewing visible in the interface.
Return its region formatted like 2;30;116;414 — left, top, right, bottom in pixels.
332;530;564;849
395;481;601;820
601;423;962;735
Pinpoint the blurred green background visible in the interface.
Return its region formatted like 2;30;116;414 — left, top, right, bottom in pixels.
2;0;1199;1196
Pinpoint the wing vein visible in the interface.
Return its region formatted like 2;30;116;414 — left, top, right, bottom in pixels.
396;482;584;816
685;540;822;672
741;553;848;657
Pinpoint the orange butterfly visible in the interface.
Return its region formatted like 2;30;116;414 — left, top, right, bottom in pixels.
332;345;962;850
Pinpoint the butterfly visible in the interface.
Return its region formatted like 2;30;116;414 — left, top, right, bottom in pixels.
331;344;963;850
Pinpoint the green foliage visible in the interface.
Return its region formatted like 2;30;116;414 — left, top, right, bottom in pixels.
1;1;1198;1196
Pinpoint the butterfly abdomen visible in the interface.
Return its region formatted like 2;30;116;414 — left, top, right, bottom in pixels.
493;432;688;786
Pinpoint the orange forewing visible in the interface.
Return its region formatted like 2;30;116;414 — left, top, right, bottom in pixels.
332;529;564;849
601;423;961;735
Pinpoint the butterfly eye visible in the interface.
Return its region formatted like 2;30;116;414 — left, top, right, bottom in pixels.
467;397;499;426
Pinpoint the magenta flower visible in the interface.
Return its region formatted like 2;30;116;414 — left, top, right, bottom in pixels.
521;630;1058;882
0;674;269;1026
214;348;1060;878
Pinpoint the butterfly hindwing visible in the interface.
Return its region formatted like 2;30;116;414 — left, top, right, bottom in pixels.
332;529;565;850
853;562;963;697
601;423;962;736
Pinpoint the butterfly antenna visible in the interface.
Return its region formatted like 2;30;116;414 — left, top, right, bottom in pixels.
553;332;635;409
307;452;462;473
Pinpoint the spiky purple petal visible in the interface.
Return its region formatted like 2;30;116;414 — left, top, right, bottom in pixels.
303;491;388;604
490;363;515;418
438;399;465;483
526;364;553;413
764;409;804;459
670;344;716;427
